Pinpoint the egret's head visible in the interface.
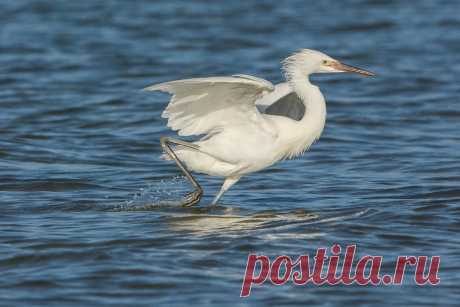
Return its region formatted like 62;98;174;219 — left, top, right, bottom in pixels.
283;49;375;77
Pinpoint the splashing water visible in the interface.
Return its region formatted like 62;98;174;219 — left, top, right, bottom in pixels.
115;176;189;211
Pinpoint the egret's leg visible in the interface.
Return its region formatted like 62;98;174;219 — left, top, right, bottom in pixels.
212;176;241;205
160;137;202;207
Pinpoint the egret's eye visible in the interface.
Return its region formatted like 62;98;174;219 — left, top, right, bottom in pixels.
322;60;328;65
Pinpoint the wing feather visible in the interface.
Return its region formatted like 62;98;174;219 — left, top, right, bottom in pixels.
144;76;275;136
255;82;305;121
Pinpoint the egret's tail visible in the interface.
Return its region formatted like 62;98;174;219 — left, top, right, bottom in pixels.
160;153;172;160
160;145;191;161
160;139;200;161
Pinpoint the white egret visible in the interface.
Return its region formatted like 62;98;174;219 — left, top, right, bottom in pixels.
144;49;374;206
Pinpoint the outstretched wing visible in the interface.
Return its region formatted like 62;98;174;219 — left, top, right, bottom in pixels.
256;82;305;121
144;75;275;136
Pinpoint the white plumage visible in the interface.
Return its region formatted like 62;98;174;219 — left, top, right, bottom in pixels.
144;49;374;206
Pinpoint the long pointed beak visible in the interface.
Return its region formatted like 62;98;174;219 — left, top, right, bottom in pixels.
331;62;376;77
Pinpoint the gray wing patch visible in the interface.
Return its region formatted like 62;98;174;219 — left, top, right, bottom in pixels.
261;92;305;121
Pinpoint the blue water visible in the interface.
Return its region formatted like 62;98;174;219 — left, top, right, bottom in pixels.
1;0;459;305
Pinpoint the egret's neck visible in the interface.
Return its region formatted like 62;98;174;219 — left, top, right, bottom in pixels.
284;66;326;127
280;64;327;158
